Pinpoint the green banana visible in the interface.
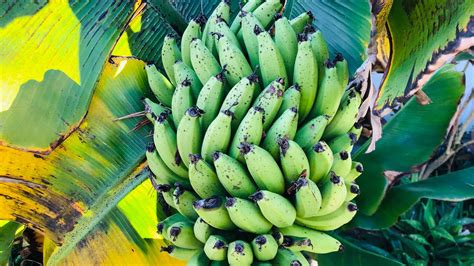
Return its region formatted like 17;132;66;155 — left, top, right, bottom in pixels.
228;107;264;163
214;33;252;86
213;17;242;50
203;0;231;53
146;143;190;188
190;38;221;85
213;152;258;198
278;224;343;254
145;64;174;106
327;132;357;154
308;28;329;83
290;11;313;34
252;78;285;130
317;173;347;216
227;240;254;266
294;33;318;121
201;110;233;163
229;0;263;33
252;0;282;29
307;141;334;183
173;184;200;220
274;14;298;81
277;84;301;117
193;217;216;243
153;114;188;178
171;78;194;128
204;235;228;261
323;89;362;139
173;60;203;99
193;196;236;231
307;61;345;121
188;154;226;198
345;181;360;201
177;107;203;167
143;98;172;126
161;34;182;85
167;219;204;249
272;231;284;245
295;115;330;151
187;250;210;266
255;25;287;87
160;245;198;261
261;107;299;159
288;174;322;218
281;235;313;252
251;234;278;261
272;248;308;266
239;142;285;194
240;12;264;69
196;70;226;132
345;162;364;182
220;73;259;129
158;213;192;241
334;53;349;88
349;122;363;140
329;150;352;179
225;197;273;234
182;16;205;67
250;190;296;228
156;184;177;209
278;138;310;184
295;202;358;231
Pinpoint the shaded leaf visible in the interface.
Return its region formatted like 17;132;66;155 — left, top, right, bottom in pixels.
431;227;456;243
0;221;22;265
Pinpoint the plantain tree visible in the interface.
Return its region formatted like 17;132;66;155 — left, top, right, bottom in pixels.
0;0;472;265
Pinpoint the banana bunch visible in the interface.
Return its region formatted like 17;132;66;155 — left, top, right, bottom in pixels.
144;1;364;265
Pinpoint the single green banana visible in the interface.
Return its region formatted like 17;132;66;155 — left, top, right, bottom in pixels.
345;181;360;201
329;150;352;179
203;0;231;52
177;107;203;167
323;89;362;139
196;70;226;132
295;202;358;231
327;132;357;154
143;98;172;126
349;122;363;140
201;110;233;163
193;196;236;231
255;25;288;87
272;248;308;266
278;224;343;254
274;14;298;82
317;173;347;216
190;38;221;85
278;137;310;184
156;184;177;209
173;60;203;99
158;213;190;241
227;240;254;266
213;17;242;50
171;78;194;128
228;107;264;163
204;235;228;261
225;197;273;234
252;0;282;29
277;84;301;117
252;78;285;130
307;61;345;121
261;107;299;159
161;34;181;85
160;245;198;261
251;234;278;261
334;53;349;88
345;162;364;182
187;250;210;266
153;114;188;178
173;184;200;220
308;28;329;83
272;231;284;245
188;154;227;198
239;142;285;194
240;12;264;69
307;141;334;183
229;0;263;33
146;143;190;187
182;16;205;67
213;152;258;197
295;115;330;151
167;220;204;249
250;190;296;228
193;217;216;243
145;64;174;106
220;73;259;130
288;174;321;218
214;33;252;86
281;235;313;253
290;11;313;34
294;33;318;121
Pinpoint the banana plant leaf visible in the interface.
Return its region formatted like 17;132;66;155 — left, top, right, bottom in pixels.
352;167;474;230
0;221;23;265
374;0;473;110
354;65;465;215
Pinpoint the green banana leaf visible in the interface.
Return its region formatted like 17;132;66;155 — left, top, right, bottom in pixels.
374;0;473;110
0;221;23;265
352;167;474;230
354;65;465;216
